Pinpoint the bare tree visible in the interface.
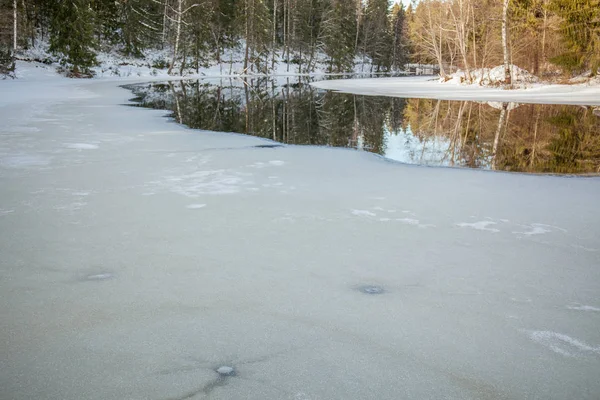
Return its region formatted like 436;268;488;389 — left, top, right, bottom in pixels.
410;1;447;78
447;0;472;81
502;0;511;84
167;0;203;75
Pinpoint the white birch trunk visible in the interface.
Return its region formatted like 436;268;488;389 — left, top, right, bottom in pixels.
491;103;508;170
168;0;183;75
502;0;511;84
13;0;17;52
272;0;277;72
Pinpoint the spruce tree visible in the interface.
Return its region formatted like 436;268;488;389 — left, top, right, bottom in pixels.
49;0;97;75
320;0;357;72
550;0;600;75
118;0;163;57
390;3;408;70
363;0;393;71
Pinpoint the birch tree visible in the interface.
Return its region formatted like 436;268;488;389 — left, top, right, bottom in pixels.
502;0;511;84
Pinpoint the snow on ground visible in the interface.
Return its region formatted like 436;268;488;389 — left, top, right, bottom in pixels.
16;40;376;80
1;64;600;400
443;65;540;87
311;75;600;106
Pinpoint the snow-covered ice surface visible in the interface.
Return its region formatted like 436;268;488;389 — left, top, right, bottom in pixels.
311;76;600;106
1;64;600;400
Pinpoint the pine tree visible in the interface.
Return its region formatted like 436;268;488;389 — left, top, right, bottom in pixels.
49;0;97;75
550;0;600;75
118;0;163;57
0;0;16;75
363;0;393;71
239;0;271;73
391;3;409;70
320;0;357;72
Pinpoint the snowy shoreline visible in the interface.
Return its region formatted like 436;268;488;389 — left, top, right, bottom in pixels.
311;75;600;106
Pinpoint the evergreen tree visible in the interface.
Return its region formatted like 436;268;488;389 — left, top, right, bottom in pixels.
118;0;163;57
0;0;15;75
49;0;97;75
363;0;393;71
208;0;237;63
239;0;272;73
90;0;119;45
290;0;325;72
320;0;357;72
550;0;600;75
391;3;409;70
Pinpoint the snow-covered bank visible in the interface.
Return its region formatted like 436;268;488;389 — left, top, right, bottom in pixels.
13;41;381;81
442;65;540;87
1;66;600;400
311;75;600;106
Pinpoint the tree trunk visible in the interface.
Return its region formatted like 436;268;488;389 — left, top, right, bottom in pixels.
162;0;169;49
13;0;17;52
354;0;361;53
168;0;183;75
272;0;277;72
492;102;508;170
286;0;290;72
502;0;511;85
244;0;250;73
541;0;548;69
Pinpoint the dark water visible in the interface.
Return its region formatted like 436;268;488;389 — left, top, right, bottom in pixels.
126;77;600;174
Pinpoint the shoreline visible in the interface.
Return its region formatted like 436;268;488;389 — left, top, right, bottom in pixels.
311;76;600;106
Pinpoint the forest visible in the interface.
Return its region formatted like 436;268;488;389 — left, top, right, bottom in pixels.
0;0;598;79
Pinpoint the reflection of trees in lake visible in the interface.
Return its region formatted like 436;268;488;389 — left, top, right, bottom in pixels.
130;80;600;174
132;78;403;155
402;99;600;173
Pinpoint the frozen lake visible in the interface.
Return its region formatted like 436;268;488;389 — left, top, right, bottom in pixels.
1;74;599;400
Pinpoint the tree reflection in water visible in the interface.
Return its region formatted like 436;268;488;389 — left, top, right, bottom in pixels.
128;78;600;174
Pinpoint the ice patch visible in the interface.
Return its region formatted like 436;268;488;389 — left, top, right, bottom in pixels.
379;218;391;222
0;209;15;216
186;204;207;209
249;160;285;169
456;221;500;233
83;273;114;281
0;154;52;168
513;223;566;236
11;126;40;133
54;202;87;212
571;244;598;252
567;305;600;312
352;210;376;217
527;331;600;357
396;218;420;225
158;170;247;196
65;143;99;150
